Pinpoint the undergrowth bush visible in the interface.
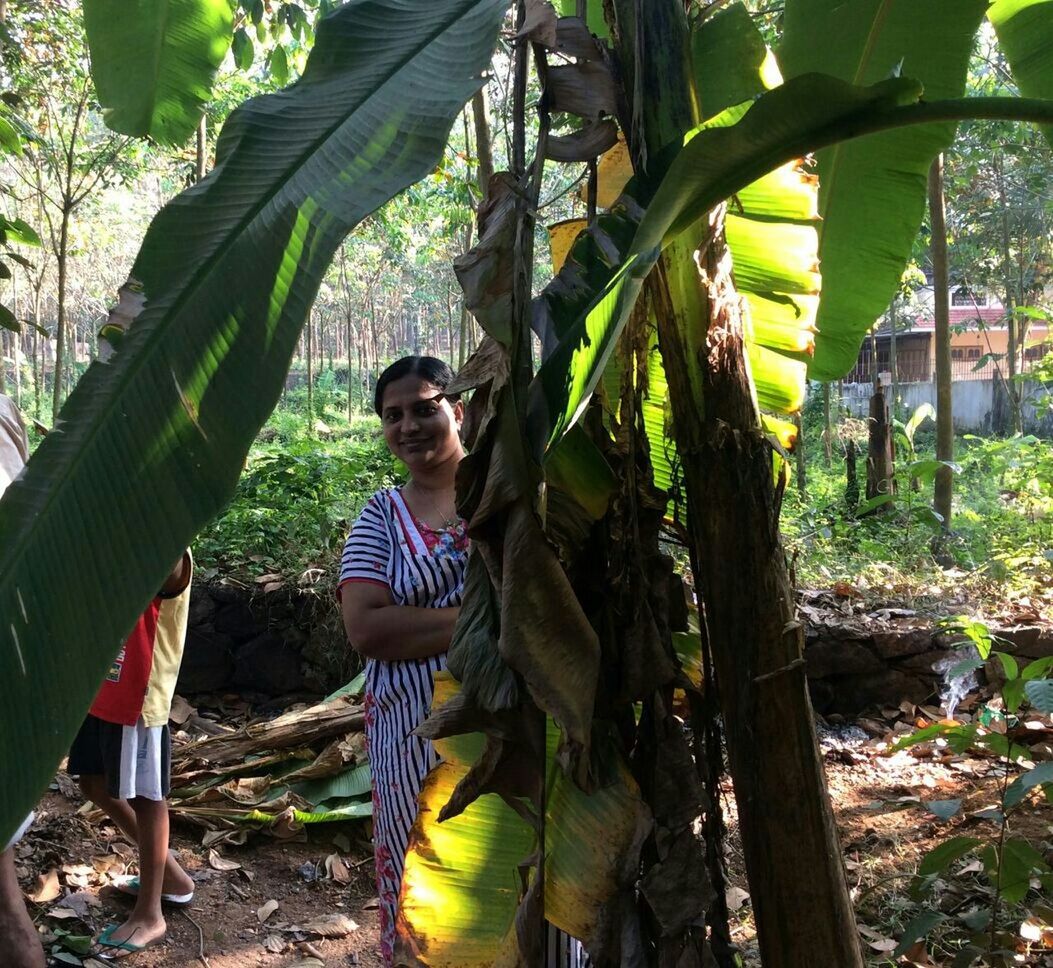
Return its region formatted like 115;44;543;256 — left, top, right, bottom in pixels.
196;389;398;582
783;391;1053;611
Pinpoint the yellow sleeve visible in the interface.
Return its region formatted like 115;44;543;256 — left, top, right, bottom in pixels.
142;551;193;728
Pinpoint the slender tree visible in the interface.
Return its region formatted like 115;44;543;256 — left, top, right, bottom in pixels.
930;153;954;530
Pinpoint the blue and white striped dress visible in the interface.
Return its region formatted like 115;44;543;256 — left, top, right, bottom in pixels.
340;486;587;967
339;487;465;963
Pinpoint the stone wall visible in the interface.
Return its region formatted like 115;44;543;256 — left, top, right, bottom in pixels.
804;615;1053;716
177;580;357;698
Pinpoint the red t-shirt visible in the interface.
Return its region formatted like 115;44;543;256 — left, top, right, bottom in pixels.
89;599;161;727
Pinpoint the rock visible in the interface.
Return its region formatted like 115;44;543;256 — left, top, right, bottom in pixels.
187;587;216;627
233;632;305;695
213;601;260;642
997;625;1053;659
177;629;236;693
870;627;935;659
804;638;883;679
815;670;932;716
891;650;956;677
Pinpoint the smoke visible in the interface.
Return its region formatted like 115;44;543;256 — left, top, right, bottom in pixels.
933;647;981;719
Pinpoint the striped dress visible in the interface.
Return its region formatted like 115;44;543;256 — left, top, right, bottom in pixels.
339;487;466;963
340;486;587;967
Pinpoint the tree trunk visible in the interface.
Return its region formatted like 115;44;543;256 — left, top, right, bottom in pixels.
845;438;859;512
794;411;806;496
822;381;832;467
888;295;898;422
306;314;313;421
929;155;953;530
996;154;1022;435
866;382;895;506
471;88;493;202
52;206;71;420
195;114;207;182
607;0;862;961
653;217;863;968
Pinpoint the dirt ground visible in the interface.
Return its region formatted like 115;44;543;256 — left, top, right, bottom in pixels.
15;711;1053;967
16;791;384;967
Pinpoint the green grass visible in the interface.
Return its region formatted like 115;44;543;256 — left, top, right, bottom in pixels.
782;406;1053;615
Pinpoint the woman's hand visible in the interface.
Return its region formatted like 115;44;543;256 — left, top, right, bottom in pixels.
341;581;460;661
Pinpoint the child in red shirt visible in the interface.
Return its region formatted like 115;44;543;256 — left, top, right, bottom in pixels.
68;553;194;958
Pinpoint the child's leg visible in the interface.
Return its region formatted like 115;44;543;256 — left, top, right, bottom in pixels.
0;848;45;968
79;776;192;895
100;798;169;949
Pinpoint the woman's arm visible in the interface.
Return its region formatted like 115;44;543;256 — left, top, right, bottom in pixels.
341;581;459;661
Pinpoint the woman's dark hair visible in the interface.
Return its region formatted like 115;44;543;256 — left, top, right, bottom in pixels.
373;356;459;416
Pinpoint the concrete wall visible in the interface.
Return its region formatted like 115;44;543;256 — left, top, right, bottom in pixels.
841;377;1052;434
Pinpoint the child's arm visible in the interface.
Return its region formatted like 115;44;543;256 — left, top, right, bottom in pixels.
159;550;192;599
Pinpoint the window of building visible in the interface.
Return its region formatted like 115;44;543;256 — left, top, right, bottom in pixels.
951;348;964;360
951;288;985;307
966;347;981;360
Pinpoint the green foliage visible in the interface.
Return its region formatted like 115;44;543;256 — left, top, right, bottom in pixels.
84;0;235;144
785;403;1052;605
0;0;508;847
890;617;1053;958
779;0;988;380
195;395;398;580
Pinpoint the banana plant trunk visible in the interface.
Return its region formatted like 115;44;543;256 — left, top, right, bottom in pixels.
653;212;864;968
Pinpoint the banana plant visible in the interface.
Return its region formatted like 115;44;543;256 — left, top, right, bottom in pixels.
84;0;237;145
0;0;508;848
4;0;1053;964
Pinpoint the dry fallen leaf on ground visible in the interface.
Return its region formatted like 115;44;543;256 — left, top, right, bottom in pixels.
301;912;360;937
325;852;351;885
257;898;279;923
26;868;61;903
725;887;749;912
208;848;242;871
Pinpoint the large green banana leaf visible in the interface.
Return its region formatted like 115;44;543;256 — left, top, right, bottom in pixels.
631;5;816;502
526;73;926;459
778;0;988;380
396;674;646;965
84;0;236;145
0;0;507;847
989;0;1053;146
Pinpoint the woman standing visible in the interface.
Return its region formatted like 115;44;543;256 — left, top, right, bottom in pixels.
340;355;586;966
339;356;468;963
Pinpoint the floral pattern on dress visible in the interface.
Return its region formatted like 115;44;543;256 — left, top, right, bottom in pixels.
414;518;469;562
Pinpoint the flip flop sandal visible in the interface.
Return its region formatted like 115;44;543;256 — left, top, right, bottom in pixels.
95;924;165;959
112;875;195;906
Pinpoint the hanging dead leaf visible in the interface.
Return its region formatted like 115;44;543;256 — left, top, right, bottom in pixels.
331;833;350;853
257;899;279;923
208;848;241;871
301;913;360;937
515;0;557;47
324;853;351;885
26;868;61;903
363;897;379;911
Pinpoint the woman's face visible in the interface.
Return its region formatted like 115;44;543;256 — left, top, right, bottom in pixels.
380;375;464;472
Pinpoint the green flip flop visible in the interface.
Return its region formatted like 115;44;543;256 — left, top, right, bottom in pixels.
95;924;165;959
